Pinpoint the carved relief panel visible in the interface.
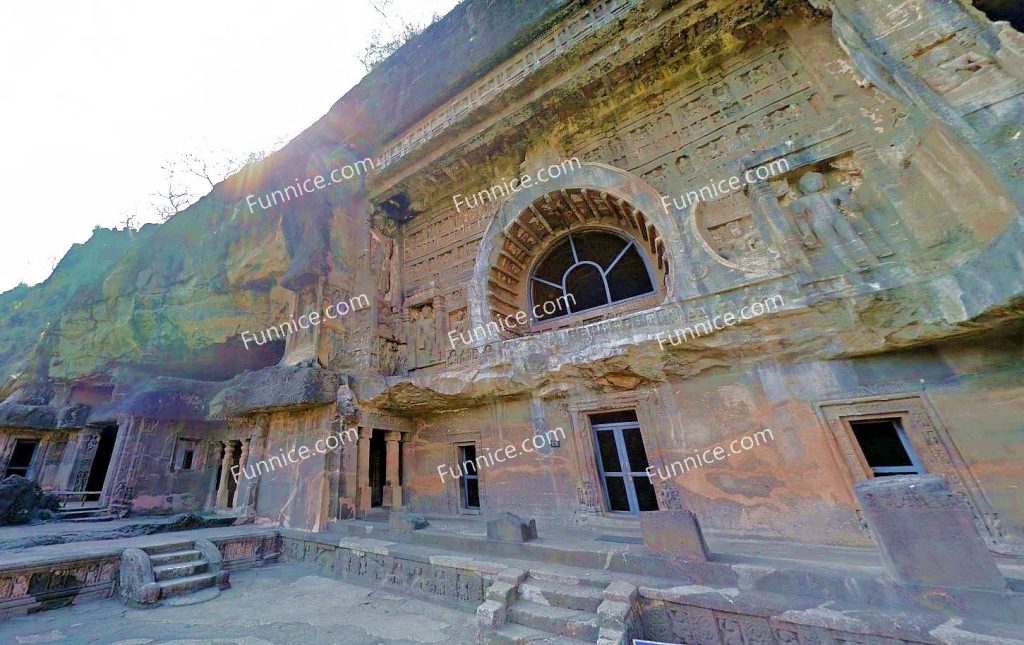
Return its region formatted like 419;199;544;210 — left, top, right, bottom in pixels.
914;32;1022;112
745;149;902;279
695;192;776;273
406;301;442;370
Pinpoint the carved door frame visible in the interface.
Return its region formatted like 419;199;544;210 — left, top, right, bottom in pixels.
440;429;484;516
815;392;1013;551
565;388;662;521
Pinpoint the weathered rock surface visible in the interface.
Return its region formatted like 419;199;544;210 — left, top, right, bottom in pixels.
0;476;59;526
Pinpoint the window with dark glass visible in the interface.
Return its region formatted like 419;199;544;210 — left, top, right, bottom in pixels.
590;411;658;513
530;230;655;321
849;418;924;477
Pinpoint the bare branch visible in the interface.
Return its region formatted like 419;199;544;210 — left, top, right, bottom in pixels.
151;184;194;222
358;0;441;72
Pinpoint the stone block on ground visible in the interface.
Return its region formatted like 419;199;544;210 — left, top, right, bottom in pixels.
486;512;538;542
856;474;1007;591
389;511;428;531
476;599;507;629
640;509;709;562
603;580;637;603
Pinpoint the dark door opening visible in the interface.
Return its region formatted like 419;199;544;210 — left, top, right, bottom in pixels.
85;427;117;501
369;430;386;507
591;410;659;514
4;439;39;479
459;444;480;510
213;443;225;505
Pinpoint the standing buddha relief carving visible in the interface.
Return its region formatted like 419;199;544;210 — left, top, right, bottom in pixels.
763;160;894;276
788;171;892;272
408;302;440;370
370;213;400;307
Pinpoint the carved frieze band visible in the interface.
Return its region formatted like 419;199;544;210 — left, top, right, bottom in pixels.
357;409;414;433
281;536;490;608
376;0;638;170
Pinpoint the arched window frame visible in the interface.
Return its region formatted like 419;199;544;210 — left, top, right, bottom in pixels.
527;227;658;324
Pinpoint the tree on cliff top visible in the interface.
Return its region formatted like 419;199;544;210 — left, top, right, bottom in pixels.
358;0;443;72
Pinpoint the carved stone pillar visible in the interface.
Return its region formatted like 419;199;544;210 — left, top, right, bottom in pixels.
215;441;235;509
234;415;269;519
355;427;373;515
384;431;402;508
106;416;144;515
0;436;10;476
204;441;222;509
67;427;101;492
231;439;250;509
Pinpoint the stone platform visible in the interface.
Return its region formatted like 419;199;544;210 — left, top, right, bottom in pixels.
0;564;479;645
2;515;1023;643
0;511;242;551
0;523;277;620
290;516;1024;644
328;514;1024;584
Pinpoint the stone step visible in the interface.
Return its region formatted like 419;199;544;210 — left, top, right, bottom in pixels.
157;572;217;598
526;568;609;589
161;585;222;607
56;508;110;520
519;576;604;612
484;622;592;645
149;549;203;566
153;559;209;581
508;599;600;642
145;542;195;556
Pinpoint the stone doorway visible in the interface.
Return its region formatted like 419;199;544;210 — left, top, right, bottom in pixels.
368;430;386;508
354;425;406;517
85;426;117;502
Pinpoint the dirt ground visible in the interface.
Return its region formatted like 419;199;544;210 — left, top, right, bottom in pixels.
0;563;479;645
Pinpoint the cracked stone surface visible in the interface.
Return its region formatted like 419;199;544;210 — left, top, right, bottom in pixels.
0;564;477;645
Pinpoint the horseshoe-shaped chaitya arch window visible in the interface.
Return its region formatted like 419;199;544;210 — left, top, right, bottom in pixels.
530;229;656;321
484;187;669;334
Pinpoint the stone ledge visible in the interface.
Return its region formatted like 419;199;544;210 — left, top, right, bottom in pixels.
280;532;497;612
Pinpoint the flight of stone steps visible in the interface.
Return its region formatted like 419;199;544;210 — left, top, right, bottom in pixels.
119;539;230;607
485;570;637;644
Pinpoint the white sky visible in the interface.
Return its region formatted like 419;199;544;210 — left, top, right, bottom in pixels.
0;0;460;293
